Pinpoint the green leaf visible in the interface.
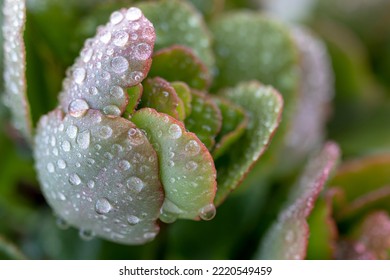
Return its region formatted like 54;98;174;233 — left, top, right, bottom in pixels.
123;84;143;118
211;11;300;103
3;0;33;143
215;81;283;205
34;109;164;245
149;45;211;90
171;81;193;120
188;0;224;19
185;90;222;150
132;108;217;222
59;7;155;117
138;0;215;70
0;236;26;260
140;77;181;119
329;154;390;223
212;96;249;160
257;142;340;260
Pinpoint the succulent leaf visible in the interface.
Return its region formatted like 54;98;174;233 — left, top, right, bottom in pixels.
132;108;217;222
137;0;215;70
59;7;155;117
140;77;181;119
171;81;193;120
215;81;283;205
34;109;164;245
212;96;249;160
257;142;340;260
184;90;222;151
149;45;211;90
123;84;143;118
3;0;33;142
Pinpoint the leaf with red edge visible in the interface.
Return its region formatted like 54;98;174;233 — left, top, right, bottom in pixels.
257;142;340;260
184;90;222;150
335;211;390;260
2;0;33;143
212;96;249;160
149;45;211;90
140;77;181;119
215;81;283;205
329;154;390;222
132;108;217;222
59;7;155;117
34;109;164;245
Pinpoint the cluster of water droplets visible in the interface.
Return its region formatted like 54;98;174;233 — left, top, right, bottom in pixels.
59;7;155;118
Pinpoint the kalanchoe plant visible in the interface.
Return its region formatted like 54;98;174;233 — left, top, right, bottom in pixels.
3;0;284;245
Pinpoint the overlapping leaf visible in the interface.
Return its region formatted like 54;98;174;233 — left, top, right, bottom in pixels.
2;0;33;142
132;108;217;221
257;142;340;259
215;81;283;205
59;7;155;117
34;109;164;244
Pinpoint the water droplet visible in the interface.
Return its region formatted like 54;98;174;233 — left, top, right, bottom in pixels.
113;31;129;47
101;71;111;81
47;163;55;173
127;176;144;192
56;217;69;230
98;126;113;139
126;7;142;21
185;140;200;156
95;198;113;214
168;160;175;167
62;140;71;152
110;11;124;25
100;31;111;44
111;56;129;74
89;86;98;95
73;68;86;84
69;173;81;186
79;229;95;241
58;192;67;201
199;204;216;221
134;43;152;60
110;86;124;99
143;232;157;240
68;99;89;118
66;125;78;139
81;48;93;63
128;128;145;145
103;105;121;116
169;177;176;183
127;215;140;225
185;161;198;171
130;71;143;83
57;159;67;169
285;230;294;243
76;130;91;149
168;124;182;139
119;160;131;171
87;180;95;189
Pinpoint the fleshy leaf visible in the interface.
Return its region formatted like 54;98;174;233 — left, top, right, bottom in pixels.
257;142;340;260
212;96;249;160
282;27;334;165
138;0;215;70
329;154;390;222
184;90;222;150
215;81;283;205
171;81;192;120
2;0;33;142
34;109;164;245
123;84;143;118
140;77;181;119
149;45;211;90
0;236;26;260
59;7;155;117
335;211;390;260
211;11;300;101
188;0;225;19
132;108;217;222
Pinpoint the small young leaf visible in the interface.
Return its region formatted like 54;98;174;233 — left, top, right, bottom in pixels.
215;81;283;205
138;0;215;70
149;45;211;90
3;0;33;142
123;84;143;118
132;108;217;222
212;96;249;160
171;81;193;120
185;90;222;150
34;109;164;245
59;7;155;117
257;142;340;260
140;77;181;119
